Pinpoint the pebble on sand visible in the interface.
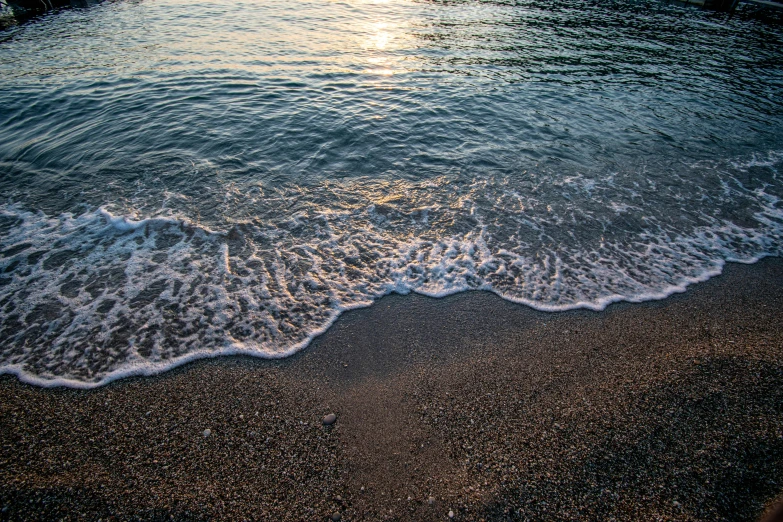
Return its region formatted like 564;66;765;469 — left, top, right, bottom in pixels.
322;413;337;425
449;510;454;518
331;512;341;521
203;429;212;437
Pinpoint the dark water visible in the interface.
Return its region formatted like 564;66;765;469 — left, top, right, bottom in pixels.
0;0;782;386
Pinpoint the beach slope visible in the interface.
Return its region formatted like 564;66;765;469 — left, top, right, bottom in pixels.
1;258;782;521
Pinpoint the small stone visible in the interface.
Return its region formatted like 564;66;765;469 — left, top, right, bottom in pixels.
428;496;436;505
331;513;341;521
323;413;337;425
449;510;454;518
203;429;212;437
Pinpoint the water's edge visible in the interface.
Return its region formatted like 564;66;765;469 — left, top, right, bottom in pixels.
1;253;775;390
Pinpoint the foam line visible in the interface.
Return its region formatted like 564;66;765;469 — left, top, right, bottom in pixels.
0;253;773;390
0;150;781;387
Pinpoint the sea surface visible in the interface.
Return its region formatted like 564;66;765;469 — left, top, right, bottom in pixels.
0;0;781;386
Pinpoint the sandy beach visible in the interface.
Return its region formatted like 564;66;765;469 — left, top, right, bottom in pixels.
1;257;782;521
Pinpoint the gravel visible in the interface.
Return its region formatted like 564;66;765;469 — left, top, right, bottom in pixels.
1;259;782;521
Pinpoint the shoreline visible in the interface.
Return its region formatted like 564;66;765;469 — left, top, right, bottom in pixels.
0;252;770;391
1;257;782;520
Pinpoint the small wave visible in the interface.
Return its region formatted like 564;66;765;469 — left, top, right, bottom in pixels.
0;152;782;387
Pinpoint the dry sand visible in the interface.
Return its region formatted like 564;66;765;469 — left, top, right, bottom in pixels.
1;258;782;521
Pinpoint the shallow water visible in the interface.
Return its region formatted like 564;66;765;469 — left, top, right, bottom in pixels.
0;0;782;386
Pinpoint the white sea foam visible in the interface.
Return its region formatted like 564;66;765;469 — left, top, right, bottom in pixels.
0;153;781;387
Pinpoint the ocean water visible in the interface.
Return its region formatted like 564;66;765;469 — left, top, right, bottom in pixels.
0;0;781;387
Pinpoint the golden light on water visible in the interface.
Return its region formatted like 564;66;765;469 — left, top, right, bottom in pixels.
365;56;395;75
365;68;395;76
154;0;415;79
366;23;393;50
357;15;410;77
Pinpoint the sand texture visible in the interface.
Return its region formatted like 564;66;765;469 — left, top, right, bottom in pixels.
1;258;782;521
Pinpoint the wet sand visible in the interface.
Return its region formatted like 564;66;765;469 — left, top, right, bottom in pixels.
1;258;782;521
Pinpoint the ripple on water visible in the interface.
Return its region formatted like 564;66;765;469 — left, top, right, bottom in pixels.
0;0;782;385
